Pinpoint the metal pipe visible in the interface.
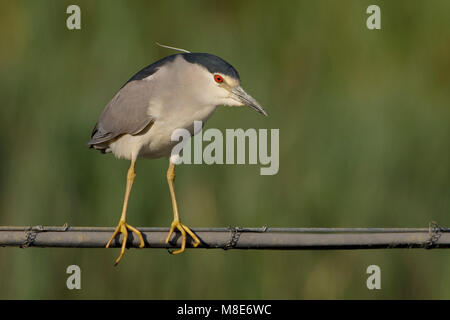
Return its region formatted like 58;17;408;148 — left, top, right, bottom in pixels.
0;224;448;250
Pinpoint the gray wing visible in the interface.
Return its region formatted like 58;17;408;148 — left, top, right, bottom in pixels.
88;80;154;148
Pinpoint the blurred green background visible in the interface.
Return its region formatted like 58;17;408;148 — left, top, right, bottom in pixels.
0;0;449;299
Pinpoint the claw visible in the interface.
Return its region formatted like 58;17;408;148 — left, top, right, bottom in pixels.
106;220;145;265
165;220;200;254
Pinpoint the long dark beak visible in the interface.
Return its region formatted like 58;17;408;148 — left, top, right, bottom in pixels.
231;86;267;116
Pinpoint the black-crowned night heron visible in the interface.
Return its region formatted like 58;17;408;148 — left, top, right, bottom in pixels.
88;46;267;265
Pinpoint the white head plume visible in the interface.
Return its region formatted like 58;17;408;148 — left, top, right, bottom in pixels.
156;42;191;53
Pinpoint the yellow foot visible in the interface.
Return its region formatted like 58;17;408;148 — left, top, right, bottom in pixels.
165;220;200;254
106;220;145;265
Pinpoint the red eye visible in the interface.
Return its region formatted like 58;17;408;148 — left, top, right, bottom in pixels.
214;74;223;83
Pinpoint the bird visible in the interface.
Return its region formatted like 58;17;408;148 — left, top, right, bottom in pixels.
88;45;267;265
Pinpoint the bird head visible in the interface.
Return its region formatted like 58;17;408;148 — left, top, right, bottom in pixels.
181;53;267;116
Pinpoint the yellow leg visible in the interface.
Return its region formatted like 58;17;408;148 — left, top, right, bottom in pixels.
106;159;145;265
165;162;200;254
